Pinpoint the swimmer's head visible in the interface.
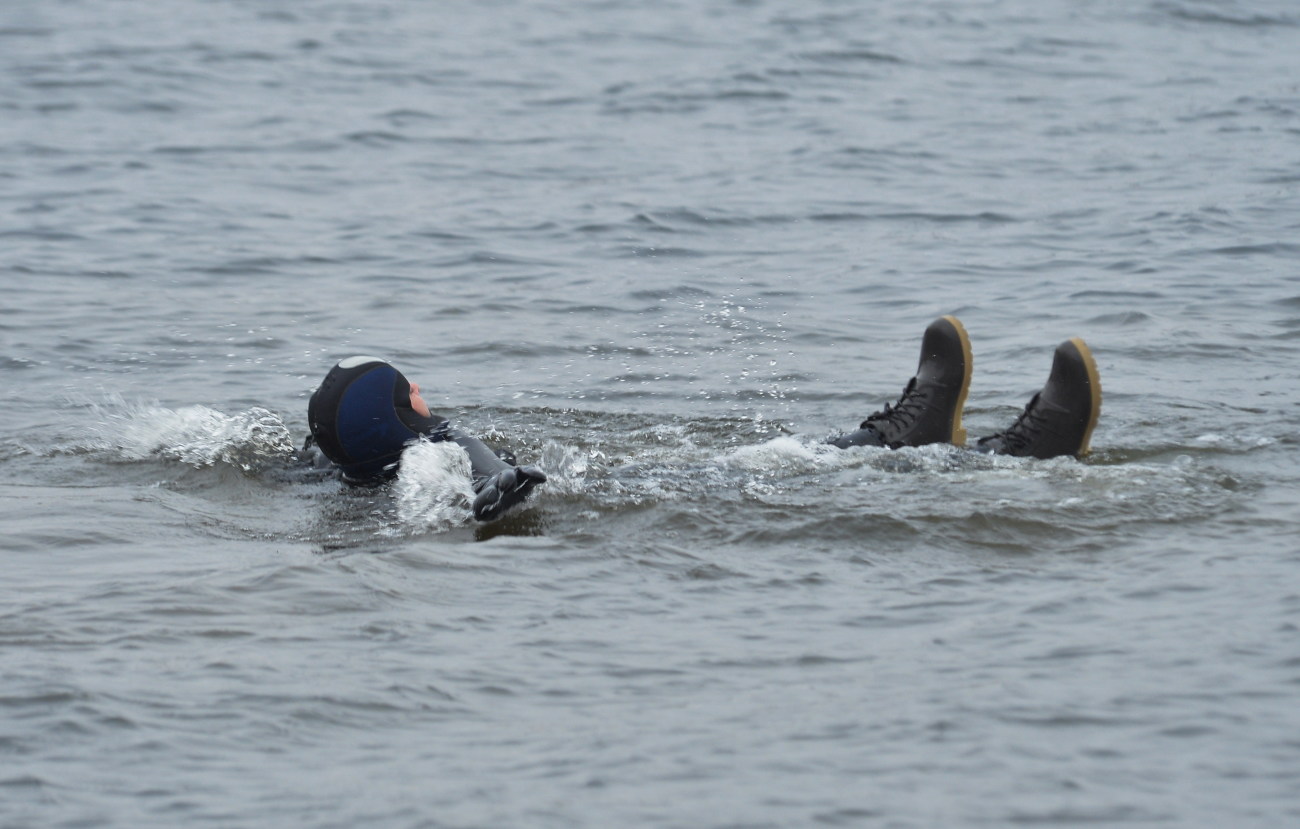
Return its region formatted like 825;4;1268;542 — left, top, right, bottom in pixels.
307;356;443;484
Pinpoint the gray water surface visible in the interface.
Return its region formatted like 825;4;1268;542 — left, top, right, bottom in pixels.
3;1;1300;827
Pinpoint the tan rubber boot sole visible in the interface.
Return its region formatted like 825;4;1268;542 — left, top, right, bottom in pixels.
941;314;973;446
1067;336;1102;456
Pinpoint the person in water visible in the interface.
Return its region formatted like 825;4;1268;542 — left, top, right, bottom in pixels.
306;317;1100;522
305;356;547;522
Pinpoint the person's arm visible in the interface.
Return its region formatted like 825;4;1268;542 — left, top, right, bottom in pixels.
425;421;547;522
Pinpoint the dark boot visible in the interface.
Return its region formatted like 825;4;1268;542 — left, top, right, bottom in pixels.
977;338;1101;459
829;315;972;449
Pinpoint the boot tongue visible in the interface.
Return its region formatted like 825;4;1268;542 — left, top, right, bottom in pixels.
1032;390;1073;415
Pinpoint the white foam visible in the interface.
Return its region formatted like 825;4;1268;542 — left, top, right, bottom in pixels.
1195;433;1276;449
85;397;294;471
392;439;476;530
723;435;820;471
535;441;597;496
720;435;867;475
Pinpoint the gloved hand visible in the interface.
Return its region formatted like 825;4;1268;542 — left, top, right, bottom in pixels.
472;464;547;522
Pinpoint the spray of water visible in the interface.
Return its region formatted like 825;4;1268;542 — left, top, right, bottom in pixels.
392;439;476;530
83;396;295;471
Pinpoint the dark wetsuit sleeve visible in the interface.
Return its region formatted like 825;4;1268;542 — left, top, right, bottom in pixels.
396;406;543;521
399;409;512;486
445;428;513;485
430;422;544;522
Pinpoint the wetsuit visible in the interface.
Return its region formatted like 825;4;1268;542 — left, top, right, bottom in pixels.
307;356;545;522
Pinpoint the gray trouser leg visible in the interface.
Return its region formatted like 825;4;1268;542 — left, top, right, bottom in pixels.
828;427;886;449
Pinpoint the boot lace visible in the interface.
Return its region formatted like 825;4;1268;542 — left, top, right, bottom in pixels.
861;377;927;432
981;392;1047;453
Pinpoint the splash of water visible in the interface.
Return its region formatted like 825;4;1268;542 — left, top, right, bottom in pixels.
84;396;295;471
535;441;600;496
720;435;847;474
392;439;476;530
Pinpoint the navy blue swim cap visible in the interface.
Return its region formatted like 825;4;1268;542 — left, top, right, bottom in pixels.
308;356;444;484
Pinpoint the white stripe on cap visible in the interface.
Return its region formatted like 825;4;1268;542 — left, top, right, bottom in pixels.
337;355;388;369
